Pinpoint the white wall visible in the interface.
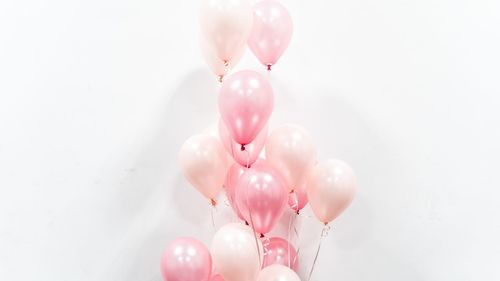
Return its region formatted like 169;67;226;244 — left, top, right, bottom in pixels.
1;0;499;280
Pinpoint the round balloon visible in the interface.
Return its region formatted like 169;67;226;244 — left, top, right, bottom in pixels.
257;265;300;281
307;159;357;223
200;0;253;64
234;160;288;234
248;0;293;69
179;134;229;203
262;237;299;272
219;70;274;146
265;124;316;192
160;237;212;281
211;223;263;281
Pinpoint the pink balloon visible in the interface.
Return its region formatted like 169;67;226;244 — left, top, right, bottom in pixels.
262;237;299;272
219;119;268;167
211;274;224;281
248;0;293;70
307;159;357;224
160;237;212;281
288;187;308;214
234;160;288;234
219;70;274;146
224;163;246;220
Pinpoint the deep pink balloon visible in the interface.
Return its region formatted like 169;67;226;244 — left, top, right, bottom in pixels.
234;160;288;234
219;119;268;167
288;187;308;213
219;70;274;146
224;163;246;220
262;237;299;272
160;237;212;281
248;0;293;69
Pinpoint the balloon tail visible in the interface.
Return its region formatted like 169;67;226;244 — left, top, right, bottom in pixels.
307;224;331;281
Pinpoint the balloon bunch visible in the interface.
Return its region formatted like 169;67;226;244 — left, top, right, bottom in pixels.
161;1;357;281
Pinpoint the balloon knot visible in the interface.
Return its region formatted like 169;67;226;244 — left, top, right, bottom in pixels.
260;233;265;238
210;198;217;206
245;221;249;226
218;75;223;83
240;144;246;151
267;64;272;71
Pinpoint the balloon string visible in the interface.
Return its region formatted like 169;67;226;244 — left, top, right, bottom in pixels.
292;217;300;266
288;191;298;268
210;203;217;232
243;147;262;265
307;224;331;281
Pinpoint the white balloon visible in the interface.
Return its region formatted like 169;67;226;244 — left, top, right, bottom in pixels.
200;0;253;63
257;265;301;281
211;223;263;281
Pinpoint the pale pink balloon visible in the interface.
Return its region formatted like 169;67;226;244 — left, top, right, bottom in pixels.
211;223;263;281
262;237;299;272
179;134;229;203
307;159;357;224
160;237;212;281
201;37;245;81
219;70;274;146
248;0;293;70
288;186;308;214
234;160;288;234
200;0;253;63
265;124;316;192
224;163;247;220
257;265;300;281
219;119;268;167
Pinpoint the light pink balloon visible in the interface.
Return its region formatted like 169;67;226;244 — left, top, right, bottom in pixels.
224;163;246;220
201;37;245;81
288;186;308;214
307;159;357;224
200;0;253;63
211;223;263;281
179;134;229;203
262;237;299;272
248;0;293;70
219;119;268;167
265;124;316;192
257;265;300;281
219;70;274;146
234;160;288;234
160;237;212;281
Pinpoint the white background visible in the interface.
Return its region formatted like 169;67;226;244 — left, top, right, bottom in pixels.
1;0;500;280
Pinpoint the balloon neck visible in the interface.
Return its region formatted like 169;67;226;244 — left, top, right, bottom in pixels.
210;198;217;206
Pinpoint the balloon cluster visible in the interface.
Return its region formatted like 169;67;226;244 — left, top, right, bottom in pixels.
161;1;357;281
